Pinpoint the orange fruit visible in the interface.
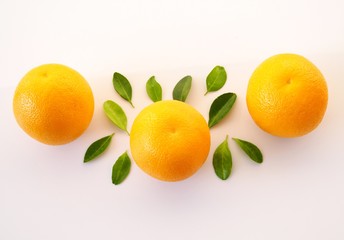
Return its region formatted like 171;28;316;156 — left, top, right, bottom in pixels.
246;53;328;137
13;64;94;145
130;100;211;182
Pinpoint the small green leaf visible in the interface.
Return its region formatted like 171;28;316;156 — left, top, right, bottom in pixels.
205;66;227;95
103;100;129;134
84;133;114;162
146;76;162;102
208;92;237;128
172;75;192;102
232;138;263;164
112;151;131;185
213;135;232;180
113;72;134;107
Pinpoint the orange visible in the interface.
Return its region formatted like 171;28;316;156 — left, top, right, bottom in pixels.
246;53;328;137
130;100;211;181
13;64;94;145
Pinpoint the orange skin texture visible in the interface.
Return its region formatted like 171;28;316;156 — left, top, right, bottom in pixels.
246;54;328;137
130;100;211;182
13;64;94;145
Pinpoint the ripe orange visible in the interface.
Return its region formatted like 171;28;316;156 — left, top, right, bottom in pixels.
13;64;94;145
246;53;328;137
130;100;211;182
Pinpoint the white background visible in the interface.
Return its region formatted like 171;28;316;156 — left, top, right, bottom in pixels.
1;0;344;239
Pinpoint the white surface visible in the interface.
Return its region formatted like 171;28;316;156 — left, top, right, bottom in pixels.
1;0;344;239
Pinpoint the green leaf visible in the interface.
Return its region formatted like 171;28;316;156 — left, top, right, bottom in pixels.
232;138;263;164
112;151;131;185
208;92;237;128
84;133;114;163
213;135;232;180
103;100;129;134
113;72;134;107
146;76;162;102
172;75;192;102
205;66;227;95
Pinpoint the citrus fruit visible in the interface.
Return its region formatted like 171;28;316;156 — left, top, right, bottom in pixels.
246;53;328;137
130;100;211;182
13;64;94;145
